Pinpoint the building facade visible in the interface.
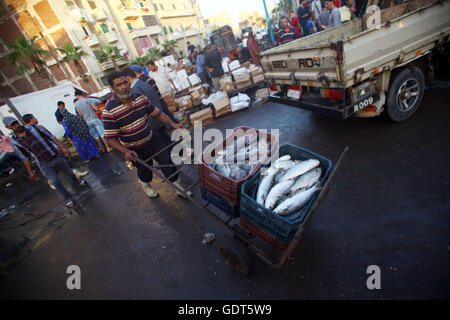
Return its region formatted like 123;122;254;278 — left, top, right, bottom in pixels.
0;0;207;99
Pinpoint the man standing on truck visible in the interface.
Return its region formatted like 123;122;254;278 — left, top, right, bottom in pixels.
297;0;310;36
277;17;299;45
323;0;342;29
102;71;190;199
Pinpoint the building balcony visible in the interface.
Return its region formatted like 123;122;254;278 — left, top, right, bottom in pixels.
92;8;108;21
118;7;140;20
85;34;100;47
69;7;94;23
103;32;119;43
172;29;203;40
98;56;129;72
158;10;197;19
146;25;162;35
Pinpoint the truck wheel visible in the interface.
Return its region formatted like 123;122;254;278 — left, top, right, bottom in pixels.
216;234;254;275
386;67;425;122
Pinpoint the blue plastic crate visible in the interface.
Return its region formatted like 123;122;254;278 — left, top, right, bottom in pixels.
240;144;333;243
200;187;240;219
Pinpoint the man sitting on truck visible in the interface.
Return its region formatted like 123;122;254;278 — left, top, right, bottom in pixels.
277;17;299;45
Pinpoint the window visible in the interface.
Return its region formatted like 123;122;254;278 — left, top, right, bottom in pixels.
100;23;109;33
142;15;158;27
160;4;164;10
155;37;160;45
163;26;167;34
87;0;97;9
153;4;158;11
127;23;133;30
65;0;75;7
81;26;89;36
173;4;176;9
169;26;173;33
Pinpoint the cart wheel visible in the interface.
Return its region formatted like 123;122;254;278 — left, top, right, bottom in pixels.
216;234;254;275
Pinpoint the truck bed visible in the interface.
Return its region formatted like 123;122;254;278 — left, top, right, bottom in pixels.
261;0;450;89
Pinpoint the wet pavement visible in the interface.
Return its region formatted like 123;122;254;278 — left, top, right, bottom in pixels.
0;87;449;299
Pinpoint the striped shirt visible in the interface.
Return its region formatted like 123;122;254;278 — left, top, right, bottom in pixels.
102;93;161;149
277;27;299;45
10;125;58;163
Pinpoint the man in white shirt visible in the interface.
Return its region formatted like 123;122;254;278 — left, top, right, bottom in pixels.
146;60;175;96
310;0;322;21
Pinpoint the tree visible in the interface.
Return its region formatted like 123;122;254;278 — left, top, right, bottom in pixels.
57;43;95;91
147;47;163;62
94;46;121;71
162;39;177;55
7;35;55;86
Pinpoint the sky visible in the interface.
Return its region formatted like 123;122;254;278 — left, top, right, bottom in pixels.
196;0;277;25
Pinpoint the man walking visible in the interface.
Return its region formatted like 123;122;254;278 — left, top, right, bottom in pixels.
102;71;190;198
74;89;110;152
194;51;210;85
297;0;310;36
3;116;87;208
204;45;224;92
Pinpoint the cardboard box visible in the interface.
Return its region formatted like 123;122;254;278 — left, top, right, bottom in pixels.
162;93;176;107
213;96;230;111
190;107;213;123
174;110;187;123
215;105;232;118
175;95;193;110
236;80;252;89
255;88;270;100
168;106;177;113
188;73;201;86
241;61;251;68
252;73;265;84
234;70;250;84
219;77;235;93
229;60;240;71
179;77;191;90
222;62;230;73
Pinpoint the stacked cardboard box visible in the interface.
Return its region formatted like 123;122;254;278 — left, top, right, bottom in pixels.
162;93;177;113
189;85;207;105
213;95;232;118
255;88;270;100
189;107;213;126
241;61;251;68
229;60;240;71
175;95;193;111
249;65;264;84
233;68;252;89
219;76;236;93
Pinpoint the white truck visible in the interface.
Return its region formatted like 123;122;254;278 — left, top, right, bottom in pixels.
261;0;450;121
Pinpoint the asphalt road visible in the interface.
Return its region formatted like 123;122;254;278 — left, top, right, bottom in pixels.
0;87;449;299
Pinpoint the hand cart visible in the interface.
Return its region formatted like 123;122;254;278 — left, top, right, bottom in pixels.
134;137;349;275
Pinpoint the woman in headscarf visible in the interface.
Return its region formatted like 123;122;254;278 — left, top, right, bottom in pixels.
58;102;100;163
247;31;261;67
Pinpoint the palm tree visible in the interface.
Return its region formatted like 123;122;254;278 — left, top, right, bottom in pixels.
131;54;150;67
162;39;177;55
57;43;95;91
7;35;55;86
94;46;121;71
147;47;163;62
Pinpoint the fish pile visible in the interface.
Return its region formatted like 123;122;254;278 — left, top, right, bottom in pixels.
211;133;271;181
256;155;322;221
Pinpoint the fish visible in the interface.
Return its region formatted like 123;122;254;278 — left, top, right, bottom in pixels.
215;163;231;177
256;166;279;205
273;183;320;216
280;159;320;182
273;160;296;170
290;167;322;194
264;180;295;211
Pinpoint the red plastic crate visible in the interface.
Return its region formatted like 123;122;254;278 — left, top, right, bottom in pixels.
240;217;288;252
197;126;278;205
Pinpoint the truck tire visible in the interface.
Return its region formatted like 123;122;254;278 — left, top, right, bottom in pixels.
386;67;425;122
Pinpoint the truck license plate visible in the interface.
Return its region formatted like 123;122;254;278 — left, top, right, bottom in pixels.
353;95;375;112
287;89;301;99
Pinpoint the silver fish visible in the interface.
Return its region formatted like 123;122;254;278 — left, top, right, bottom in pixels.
273;183;320;216
256;166;279;205
280;159;320;182
215;163;231;177
265;180;295;211
290;167;322;194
